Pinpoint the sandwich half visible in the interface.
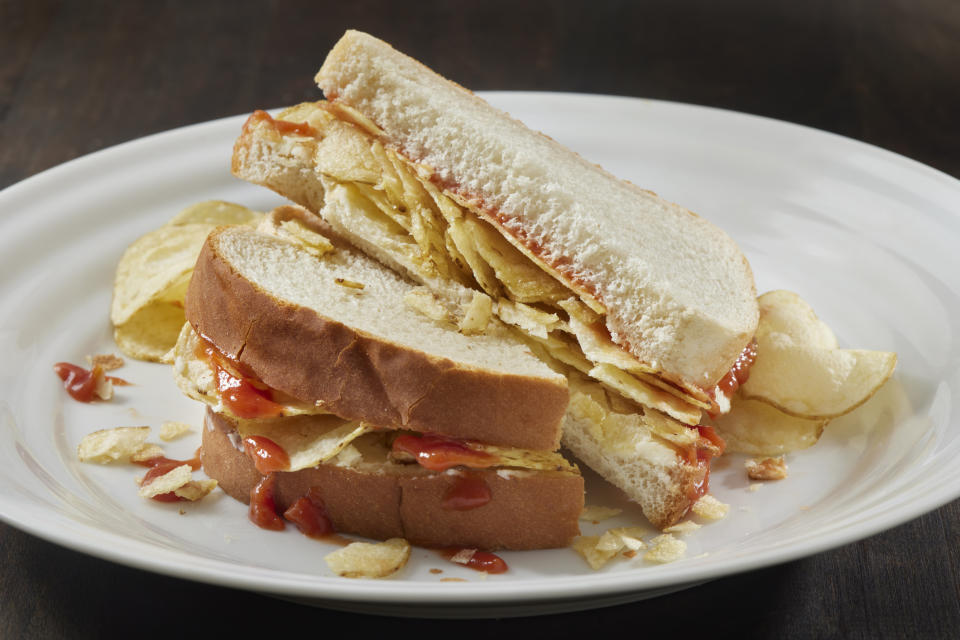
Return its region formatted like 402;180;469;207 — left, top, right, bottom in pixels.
175;206;583;549
232;30;758;527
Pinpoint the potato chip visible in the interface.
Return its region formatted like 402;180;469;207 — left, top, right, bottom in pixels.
159;421;192;441
173;479;218;501
167;200;262;227
643;534;686;563
712;395;826;455
78;426;150;464
324;538;411;578
138;464;192;498
663;520;701;535
458;291;493;335
579;505;622;522
756;290;838;349
235;415;374;472
572;535;619;570
87;354;124;371
403;287;452;324
691;494;729;520
114;301;189;364
130;443;165;463
741;344;897;419
746;456;789;481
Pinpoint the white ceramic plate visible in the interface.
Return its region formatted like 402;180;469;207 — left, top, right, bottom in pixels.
0;93;958;618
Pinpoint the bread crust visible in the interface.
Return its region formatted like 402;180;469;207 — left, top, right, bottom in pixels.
185;227;568;451
201;410;584;550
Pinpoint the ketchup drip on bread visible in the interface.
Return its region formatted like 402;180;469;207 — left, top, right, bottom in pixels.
195;336;285;419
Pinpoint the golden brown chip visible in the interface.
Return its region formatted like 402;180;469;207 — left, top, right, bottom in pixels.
167;200;262;227
458;291;493;335
158;421;192;441
324;538;411;578
130;443;165;463
137;464;192;498
579;505;622;522
663;520;701;535
691;494;729;520
173;479;218;501
712;395;826;455
87;354;124;371
746;456;788;481
643;534;687;563
78;427;150;464
571;535;619;570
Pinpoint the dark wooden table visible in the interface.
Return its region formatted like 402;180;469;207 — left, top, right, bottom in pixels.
2;1;958;636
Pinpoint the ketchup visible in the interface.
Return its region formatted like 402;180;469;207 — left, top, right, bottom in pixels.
283;487;335;539
442;474;491;511
195;337;285;419
440;549;509;574
249;473;285;531
708;339;758;414
243;435;290;474
133;450;202;503
391;433;495;472
53;362;129;402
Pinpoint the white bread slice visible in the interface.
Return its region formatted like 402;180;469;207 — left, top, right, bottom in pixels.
201;409;584;550
315;30;758;389
184;213;568;451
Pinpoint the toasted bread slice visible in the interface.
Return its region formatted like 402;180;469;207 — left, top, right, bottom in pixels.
183;217;568;451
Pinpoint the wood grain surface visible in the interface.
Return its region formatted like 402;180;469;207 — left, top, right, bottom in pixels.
2;0;958;637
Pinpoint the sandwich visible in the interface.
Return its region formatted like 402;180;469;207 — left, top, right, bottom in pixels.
231;30;759;528
174;206;583;550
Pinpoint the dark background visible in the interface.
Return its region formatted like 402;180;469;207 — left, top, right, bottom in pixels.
2;0;958;637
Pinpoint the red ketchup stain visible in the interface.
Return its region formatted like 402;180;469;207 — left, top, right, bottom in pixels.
243;435;290;474
195;337;285;419
708;339;759;416
442;474;491;511
440;548;509;574
683;425;727;503
249;473;285;531
133;450;202;503
283;487;335;539
391;433;496;472
53;362;129;402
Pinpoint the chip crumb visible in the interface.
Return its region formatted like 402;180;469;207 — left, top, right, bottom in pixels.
623;550;637;559
78;426;151;464
178;508;186;515
324;538;410;579
87;354;125;371
138;464;192;498
159;421;192;441
663;520;701;535
448;549;477;565
429;568;443;575
692;494;729;520
572;526;648;570
93;368;114;401
748;483;762;492
174;478;218;501
746;456;788;481
130;443;165;463
440;578;467;582
644;534;687;564
572;535;617;570
334;277;365;290
403;287;451;323
579;505;622;522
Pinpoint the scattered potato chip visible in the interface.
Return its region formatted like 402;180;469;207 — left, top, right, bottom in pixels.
324;538;411;578
755;290;838;349
746;456;788;481
644;534;687;563
93;368;114;401
159;421;192;441
167;200;262;227
712;395;826;455
741;290;896;420
579;505;622;522
78;427;150;464
448;548;477;565
572;535;618;570
87;354;124;371
130;443;165;463
173;478;218;501
742;344;896;419
663;520;702;535
334;277;365;290
691;494;729;520
138;464;192;498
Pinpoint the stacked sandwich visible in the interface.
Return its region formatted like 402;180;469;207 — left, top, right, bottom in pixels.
174;205;584;549
189;30;759;543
